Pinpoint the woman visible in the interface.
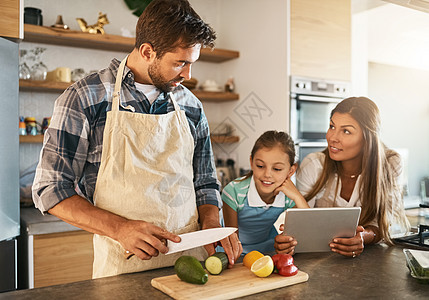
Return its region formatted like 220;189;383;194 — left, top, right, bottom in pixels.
274;97;409;257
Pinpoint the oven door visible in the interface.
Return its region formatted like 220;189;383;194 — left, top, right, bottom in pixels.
296;142;327;163
291;94;340;141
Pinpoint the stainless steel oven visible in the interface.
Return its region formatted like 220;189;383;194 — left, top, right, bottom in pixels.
290;76;350;162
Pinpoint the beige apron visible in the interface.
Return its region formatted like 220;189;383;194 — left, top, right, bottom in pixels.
92;57;207;279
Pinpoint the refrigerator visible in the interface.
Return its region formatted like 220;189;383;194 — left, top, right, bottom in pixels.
0;36;20;292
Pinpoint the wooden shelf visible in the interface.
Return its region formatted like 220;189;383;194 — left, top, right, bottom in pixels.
20;80;239;101
210;135;239;144
20;80;71;93
20;135;44;143
23;24;239;62
192;91;239;102
19;134;238;144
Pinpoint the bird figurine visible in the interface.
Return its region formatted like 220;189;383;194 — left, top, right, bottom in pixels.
76;12;109;34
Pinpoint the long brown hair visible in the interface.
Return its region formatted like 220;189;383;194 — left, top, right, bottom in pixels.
135;0;216;57
304;97;409;245
241;130;296;181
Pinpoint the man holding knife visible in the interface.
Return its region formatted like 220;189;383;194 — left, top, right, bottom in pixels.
32;0;241;278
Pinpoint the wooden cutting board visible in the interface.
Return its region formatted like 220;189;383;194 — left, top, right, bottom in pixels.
151;263;309;300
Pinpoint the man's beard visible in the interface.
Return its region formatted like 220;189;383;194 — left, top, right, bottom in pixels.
148;60;183;93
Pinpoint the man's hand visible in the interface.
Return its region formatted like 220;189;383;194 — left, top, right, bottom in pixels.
198;204;242;267
116;220;181;260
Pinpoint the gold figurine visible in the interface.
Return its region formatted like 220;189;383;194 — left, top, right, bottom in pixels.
76;12;109;34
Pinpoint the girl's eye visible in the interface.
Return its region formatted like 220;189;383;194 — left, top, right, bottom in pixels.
256;165;263;169
274;168;282;172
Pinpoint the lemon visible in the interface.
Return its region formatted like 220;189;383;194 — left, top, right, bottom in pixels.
250;255;274;278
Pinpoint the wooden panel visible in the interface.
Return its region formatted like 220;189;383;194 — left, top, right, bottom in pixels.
291;0;351;81
23;24;239;62
19;135;44;143
152;263;309;300
33;231;94;288
24;24;135;52
210;135;239;144
20;79;71;93
192;91;239;102
0;0;20;39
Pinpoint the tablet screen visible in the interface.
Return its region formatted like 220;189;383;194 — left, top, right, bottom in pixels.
283;207;361;253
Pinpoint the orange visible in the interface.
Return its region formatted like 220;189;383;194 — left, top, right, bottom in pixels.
243;250;264;268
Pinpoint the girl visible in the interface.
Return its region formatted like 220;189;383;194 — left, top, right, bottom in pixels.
222;130;309;254
274;97;410;257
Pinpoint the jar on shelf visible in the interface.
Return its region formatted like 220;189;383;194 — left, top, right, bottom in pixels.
42;117;51;134
24;117;38;136
19;116;27;136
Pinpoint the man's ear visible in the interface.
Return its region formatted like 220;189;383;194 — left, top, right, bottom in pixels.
139;43;157;62
287;163;298;179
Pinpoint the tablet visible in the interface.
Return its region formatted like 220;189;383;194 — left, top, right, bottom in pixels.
283;207;361;253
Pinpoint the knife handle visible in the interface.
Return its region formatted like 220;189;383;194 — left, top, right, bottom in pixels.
123;239;167;260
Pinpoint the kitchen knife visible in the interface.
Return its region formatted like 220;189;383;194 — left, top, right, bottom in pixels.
166;227;237;255
124;227;237;259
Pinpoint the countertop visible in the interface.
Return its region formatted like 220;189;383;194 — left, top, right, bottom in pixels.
20;207;81;235
1;244;427;299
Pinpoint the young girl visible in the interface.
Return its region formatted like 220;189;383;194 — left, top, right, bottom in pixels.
222;130;309;254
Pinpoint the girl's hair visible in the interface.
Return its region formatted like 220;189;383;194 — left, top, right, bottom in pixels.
304;97;409;244
241;130;296;181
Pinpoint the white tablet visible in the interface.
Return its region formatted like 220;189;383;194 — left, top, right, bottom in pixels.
283;207;361;253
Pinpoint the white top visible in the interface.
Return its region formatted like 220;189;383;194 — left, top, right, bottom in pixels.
297;152;383;226
135;82;160;104
296;152;364;208
247;176;285;208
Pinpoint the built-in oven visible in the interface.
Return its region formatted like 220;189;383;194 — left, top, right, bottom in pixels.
290;76;350;163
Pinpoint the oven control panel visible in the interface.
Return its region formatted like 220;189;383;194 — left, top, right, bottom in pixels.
291;76;350;98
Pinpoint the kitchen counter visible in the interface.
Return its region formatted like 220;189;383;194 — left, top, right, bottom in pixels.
2;244;427;299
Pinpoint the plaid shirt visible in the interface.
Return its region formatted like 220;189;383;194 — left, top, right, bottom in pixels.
33;58;221;213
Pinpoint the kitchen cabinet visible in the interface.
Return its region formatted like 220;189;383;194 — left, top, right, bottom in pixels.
290;0;351;81
19;208;94;289
20;24;240;144
0;0;23;39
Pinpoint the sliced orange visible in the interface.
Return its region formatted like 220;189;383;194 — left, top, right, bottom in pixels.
243;250;264;268
250;255;274;277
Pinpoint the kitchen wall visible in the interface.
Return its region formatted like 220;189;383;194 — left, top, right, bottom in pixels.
20;0;289;176
352;1;429;198
368;62;429;197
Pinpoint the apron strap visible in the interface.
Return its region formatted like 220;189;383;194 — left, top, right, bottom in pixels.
112;56;129;112
169;92;181;111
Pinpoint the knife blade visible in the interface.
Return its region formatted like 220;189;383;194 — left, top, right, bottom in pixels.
124;227;237;259
166;227;237;255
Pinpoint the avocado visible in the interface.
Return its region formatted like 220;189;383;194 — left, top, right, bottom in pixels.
174;256;209;285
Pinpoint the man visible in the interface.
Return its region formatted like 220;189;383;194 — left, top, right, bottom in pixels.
32;0;241;278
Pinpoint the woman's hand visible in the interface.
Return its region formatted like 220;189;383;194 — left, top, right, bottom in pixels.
274;224;297;255
329;226;365;258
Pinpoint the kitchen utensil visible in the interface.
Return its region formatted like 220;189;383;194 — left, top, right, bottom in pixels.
151;263;309;300
124;227;237;259
166;227;236;255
